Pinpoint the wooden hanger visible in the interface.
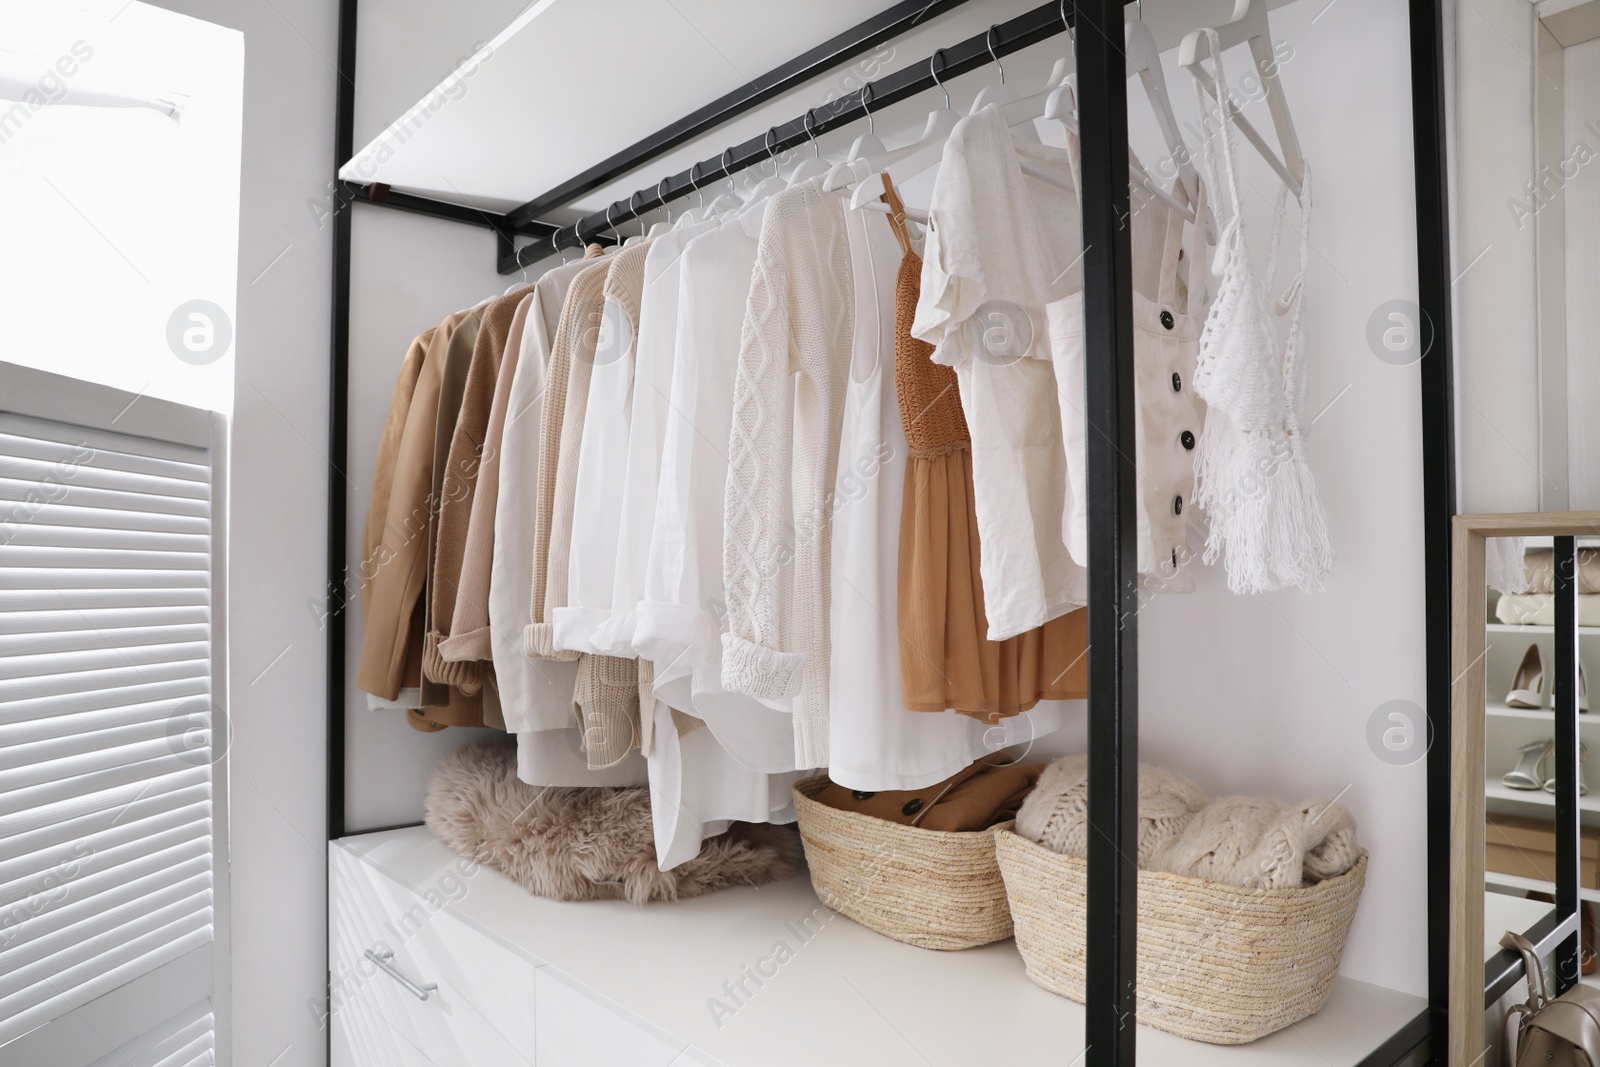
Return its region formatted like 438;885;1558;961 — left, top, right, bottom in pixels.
1178;0;1305;196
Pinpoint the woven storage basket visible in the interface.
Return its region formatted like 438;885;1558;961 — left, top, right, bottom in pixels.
994;829;1367;1044
790;776;1013;950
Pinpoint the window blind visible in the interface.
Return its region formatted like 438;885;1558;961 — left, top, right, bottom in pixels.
0;411;216;1053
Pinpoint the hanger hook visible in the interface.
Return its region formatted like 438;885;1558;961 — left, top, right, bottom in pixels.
930;49;950;110
688;161;706;209
803;108;819;159
721;147;736;184
606;203;621;244
658;177;672;223
630;190;647;237
764;127;780;178
986;25;1005;85
860;81;875;137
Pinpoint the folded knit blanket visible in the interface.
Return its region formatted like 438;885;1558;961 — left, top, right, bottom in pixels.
1015;754;1360;889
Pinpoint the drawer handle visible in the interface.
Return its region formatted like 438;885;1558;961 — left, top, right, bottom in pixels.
365;948;439;1001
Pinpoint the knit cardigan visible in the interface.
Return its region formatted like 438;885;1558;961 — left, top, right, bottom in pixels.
426;285;536;692
721;180;855;768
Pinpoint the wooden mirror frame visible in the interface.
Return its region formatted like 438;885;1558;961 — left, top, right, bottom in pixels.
1452;511;1600;1063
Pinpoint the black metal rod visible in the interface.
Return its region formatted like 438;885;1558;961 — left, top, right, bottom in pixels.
1485;907;1583;1005
508;0;1078;271
502;0;974;229
1408;0;1456;1057
340;180;553;239
1077;0;1138;1062
1554;535;1582;993
329;0;357;848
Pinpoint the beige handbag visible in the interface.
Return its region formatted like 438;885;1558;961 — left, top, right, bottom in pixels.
1502;930;1600;1066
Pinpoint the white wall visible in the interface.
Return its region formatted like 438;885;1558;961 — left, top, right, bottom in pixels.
131;0;1447;1057
1565;36;1600;506
1454;0;1544;515
129;0;511;1062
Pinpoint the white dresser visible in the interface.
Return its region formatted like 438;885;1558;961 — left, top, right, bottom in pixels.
330;827;1427;1066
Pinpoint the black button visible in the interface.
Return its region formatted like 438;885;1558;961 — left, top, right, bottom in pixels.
1171;372;1182;392
1173;496;1183;515
1180;430;1195;450
851;790;875;801
1159;310;1175;330
901;798;924;816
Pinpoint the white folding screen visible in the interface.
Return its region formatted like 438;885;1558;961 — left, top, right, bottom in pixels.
0;363;226;1067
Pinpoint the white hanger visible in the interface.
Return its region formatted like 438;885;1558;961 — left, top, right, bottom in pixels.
743;129;788;203
1178;0;1305;196
968;25;1044;144
677;163;707;226
1043;76;1199;226
704;148;746;216
787;108;832;186
845;49;963;207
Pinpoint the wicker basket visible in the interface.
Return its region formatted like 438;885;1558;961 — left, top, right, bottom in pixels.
790;776;1013;950
994;829;1368;1044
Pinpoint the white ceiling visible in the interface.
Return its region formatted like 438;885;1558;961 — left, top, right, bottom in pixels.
340;0;1286;223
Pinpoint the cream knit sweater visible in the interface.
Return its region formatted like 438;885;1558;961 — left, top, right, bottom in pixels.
721;179;854;768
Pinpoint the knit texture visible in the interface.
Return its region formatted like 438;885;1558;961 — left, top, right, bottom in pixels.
1016;754;1361;889
359;329;430;627
721;180;854;768
573;653;640;769
1189;30;1332;595
426;285;534;692
523;258;611;661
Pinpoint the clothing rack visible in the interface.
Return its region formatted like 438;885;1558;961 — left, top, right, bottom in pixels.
326;2;1457;1064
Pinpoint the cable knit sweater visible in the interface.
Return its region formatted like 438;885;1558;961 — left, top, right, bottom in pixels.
523;257;612;661
721;179;854;768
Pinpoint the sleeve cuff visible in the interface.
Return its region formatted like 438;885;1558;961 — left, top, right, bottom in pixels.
720;633;805;700
521;622;579;662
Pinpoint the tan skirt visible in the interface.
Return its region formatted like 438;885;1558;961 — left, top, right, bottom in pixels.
897;444;1088;721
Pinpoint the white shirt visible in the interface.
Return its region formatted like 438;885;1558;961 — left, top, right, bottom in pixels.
555;239;654;654
595;218;718;656
490;253;647;787
632;201;800;775
828;195;1065;790
912;106;1087;641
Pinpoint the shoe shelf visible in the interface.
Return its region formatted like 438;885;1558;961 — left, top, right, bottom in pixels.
1484;777;1600;813
1485;869;1600;907
1487;702;1600;723
1487;623;1600;636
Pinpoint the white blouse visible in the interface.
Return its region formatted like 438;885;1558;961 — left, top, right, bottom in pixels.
632;200;800;776
911;106;1087;642
595;219;718;656
555;239;654;655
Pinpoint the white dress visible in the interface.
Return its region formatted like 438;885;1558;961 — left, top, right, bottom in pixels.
826;192;1064;791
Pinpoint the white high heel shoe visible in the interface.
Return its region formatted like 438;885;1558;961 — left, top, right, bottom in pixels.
1506;644;1546;709
1544;742;1590;796
1504;739;1552;790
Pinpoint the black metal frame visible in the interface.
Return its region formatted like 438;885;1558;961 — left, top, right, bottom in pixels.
326;2;1458;1064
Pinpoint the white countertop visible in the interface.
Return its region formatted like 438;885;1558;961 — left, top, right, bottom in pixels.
339;826;1427;1067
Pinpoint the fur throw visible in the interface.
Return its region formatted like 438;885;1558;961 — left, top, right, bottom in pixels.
1015;754;1360;889
424;741;802;904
